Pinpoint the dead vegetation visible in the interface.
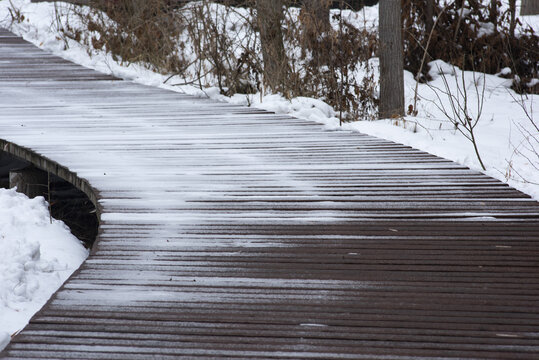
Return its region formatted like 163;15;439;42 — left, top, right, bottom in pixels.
402;0;538;94
56;0;378;121
51;0;538;122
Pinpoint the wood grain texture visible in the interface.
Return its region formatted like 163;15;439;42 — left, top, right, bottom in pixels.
378;0;404;118
1;28;539;359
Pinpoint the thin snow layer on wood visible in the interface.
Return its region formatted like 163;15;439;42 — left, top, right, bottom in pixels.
1;0;537;200
0;188;88;350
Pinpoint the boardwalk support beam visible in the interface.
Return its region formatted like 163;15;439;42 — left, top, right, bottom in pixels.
0;139;101;216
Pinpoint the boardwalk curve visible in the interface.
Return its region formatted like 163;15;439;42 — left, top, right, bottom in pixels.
1;28;539;359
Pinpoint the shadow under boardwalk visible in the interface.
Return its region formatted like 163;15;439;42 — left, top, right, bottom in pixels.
1;27;539;359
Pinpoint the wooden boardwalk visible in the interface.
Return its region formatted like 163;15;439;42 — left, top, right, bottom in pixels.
1;28;539;359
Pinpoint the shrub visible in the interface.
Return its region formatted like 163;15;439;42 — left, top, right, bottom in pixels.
402;0;538;93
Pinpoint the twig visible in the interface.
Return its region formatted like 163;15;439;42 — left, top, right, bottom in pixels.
412;3;450;113
426;64;487;170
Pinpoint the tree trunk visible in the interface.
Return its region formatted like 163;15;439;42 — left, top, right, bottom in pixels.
256;0;288;94
489;0;498;32
300;0;331;67
509;0;516;37
379;0;404;119
425;0;434;34
521;0;539;15
302;0;331;33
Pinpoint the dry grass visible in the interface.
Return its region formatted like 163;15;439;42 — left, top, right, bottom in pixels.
53;0;537;123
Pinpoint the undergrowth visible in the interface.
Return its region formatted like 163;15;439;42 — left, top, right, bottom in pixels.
54;0;379;121
40;0;539;121
403;0;538;94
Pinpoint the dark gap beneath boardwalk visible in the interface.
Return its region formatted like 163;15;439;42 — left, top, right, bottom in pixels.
0;151;98;248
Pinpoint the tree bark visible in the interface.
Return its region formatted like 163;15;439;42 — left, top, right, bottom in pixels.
300;0;331;67
302;0;331;33
425;0;434;35
489;0;498;32
379;0;404;119
521;0;539;15
256;0;288;93
509;0;516;37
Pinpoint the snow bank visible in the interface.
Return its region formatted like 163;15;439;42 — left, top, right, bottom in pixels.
0;188;88;351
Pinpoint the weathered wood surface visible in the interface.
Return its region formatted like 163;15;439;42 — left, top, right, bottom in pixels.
1;27;539;359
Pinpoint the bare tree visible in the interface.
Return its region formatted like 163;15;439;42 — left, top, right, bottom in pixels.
299;0;331;72
425;0;434;34
506;93;538;184
509;0;517;37
379;0;404;118
426;65;487;170
302;0;331;33
256;0;288;93
489;0;498;32
521;0;539;15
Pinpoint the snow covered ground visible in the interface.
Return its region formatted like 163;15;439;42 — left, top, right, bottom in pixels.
0;188;88;351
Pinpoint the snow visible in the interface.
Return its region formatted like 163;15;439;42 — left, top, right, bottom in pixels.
0;188;88;351
474;21;496;38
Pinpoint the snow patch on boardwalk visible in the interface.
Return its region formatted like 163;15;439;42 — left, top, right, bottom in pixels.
0;188;88;350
